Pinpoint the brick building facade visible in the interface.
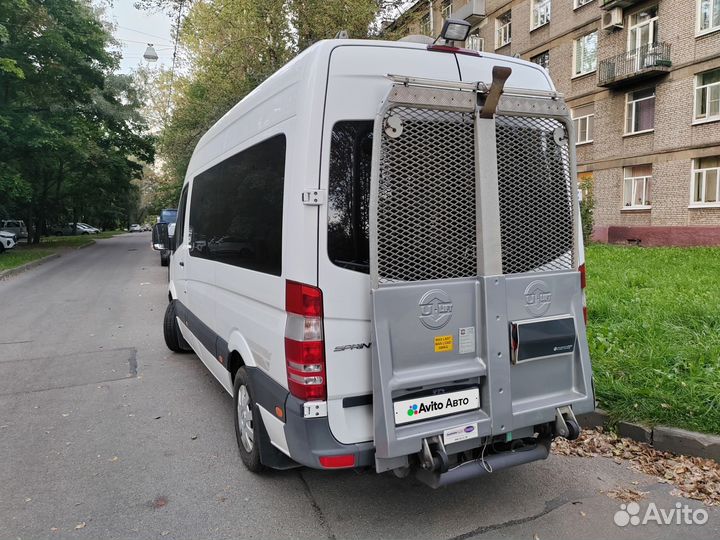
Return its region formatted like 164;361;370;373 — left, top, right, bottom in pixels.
388;0;720;245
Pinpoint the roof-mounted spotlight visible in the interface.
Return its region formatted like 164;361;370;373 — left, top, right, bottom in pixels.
438;18;471;44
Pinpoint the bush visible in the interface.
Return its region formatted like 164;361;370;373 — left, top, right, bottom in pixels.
579;178;594;244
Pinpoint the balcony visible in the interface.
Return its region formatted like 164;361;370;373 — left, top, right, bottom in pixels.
601;0;642;10
598;42;672;87
454;0;486;25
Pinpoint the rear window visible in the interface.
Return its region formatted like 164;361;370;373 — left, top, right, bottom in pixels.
327;121;373;274
160;209;178;223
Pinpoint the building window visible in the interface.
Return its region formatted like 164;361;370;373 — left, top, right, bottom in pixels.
623;165;652;208
575;0;594;9
419;14;431;35
441;0;453;20
628;6;658;51
572;105;594;145
531;50;550;69
531;0;551;29
467;33;484;52
496;11;512;48
625;88;655;134
694;68;720;122
691;156;720;206
573;32;598;76
698;0;720;34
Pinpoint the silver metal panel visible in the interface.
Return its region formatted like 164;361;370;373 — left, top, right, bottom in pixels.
372;279;490;467
387;85;475;112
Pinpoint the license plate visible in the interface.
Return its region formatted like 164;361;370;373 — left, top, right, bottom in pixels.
394;388;480;425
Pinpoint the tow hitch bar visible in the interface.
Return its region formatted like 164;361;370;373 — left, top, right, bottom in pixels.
420;436;449;473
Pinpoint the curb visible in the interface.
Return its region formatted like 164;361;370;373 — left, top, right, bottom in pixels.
77;239;96;249
576;408;720;462
0;252;61;280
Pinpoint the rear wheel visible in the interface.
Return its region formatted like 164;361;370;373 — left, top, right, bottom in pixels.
160;251;169;267
163;300;191;353
234;367;263;473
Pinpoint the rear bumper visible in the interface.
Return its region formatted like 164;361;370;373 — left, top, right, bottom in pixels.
245;366;375;470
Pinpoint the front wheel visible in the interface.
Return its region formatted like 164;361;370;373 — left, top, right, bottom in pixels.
234;367;264;473
163;300;191;353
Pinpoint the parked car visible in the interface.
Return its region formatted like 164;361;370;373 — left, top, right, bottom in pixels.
1;219;28;240
77;222;100;234
158;208;178;266
53;223;93;236
129;224;143;232
0;230;16;253
152;31;593;487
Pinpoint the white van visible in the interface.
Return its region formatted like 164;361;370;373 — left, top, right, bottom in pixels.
153;28;594;487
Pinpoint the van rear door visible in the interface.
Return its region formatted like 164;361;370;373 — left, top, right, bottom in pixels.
318;44;461;445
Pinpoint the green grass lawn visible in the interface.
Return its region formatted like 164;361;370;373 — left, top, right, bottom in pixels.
586;245;720;434
0;249;53;271
0;230;125;271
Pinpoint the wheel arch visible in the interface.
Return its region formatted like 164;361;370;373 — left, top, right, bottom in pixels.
227;330;257;382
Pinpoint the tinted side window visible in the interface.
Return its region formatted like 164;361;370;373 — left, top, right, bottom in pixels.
327;121;373;273
188;134;286;276
174;186;188;251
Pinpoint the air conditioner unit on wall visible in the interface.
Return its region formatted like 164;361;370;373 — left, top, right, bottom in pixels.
602;7;623;30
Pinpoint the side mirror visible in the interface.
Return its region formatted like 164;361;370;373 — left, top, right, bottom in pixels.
152;222;169;250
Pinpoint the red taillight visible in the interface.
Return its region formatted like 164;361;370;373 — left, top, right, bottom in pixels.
426;44;480;57
319;454;355;468
286;280;323;317
285;281;326;401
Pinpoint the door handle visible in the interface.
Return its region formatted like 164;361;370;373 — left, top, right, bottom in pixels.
179;261;184;267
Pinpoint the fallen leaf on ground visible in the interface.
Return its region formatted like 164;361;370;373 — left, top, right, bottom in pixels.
553;428;720;505
75;522;86;530
605;488;649;502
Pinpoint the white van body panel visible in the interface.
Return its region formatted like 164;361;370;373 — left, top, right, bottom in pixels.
319;44;462;444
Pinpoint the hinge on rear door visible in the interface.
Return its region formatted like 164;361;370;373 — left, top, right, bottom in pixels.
302;190;326;206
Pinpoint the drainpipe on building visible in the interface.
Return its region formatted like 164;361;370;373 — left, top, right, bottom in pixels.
428;0;434;36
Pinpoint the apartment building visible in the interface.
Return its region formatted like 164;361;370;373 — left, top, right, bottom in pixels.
388;0;720;245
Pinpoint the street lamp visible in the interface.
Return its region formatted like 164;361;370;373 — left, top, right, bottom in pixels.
143;44;159;62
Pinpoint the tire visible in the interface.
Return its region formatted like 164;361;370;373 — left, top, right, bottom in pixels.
163;300;191;353
565;419;581;441
234;367;264;473
160;251;169;267
0;242;4;254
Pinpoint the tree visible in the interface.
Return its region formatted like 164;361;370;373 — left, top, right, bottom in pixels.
0;0;154;239
138;0;389;202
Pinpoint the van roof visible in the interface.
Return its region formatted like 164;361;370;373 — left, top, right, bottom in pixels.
188;39;554;179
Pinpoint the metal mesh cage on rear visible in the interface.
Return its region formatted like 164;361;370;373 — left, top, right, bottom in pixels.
495;115;574;275
376;106;476;284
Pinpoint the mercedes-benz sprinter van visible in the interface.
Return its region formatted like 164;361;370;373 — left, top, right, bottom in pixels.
153;31;594;487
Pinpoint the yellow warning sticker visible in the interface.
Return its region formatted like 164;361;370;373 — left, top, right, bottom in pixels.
434;335;454;353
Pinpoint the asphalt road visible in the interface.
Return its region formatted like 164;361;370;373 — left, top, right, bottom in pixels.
1;233;718;540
